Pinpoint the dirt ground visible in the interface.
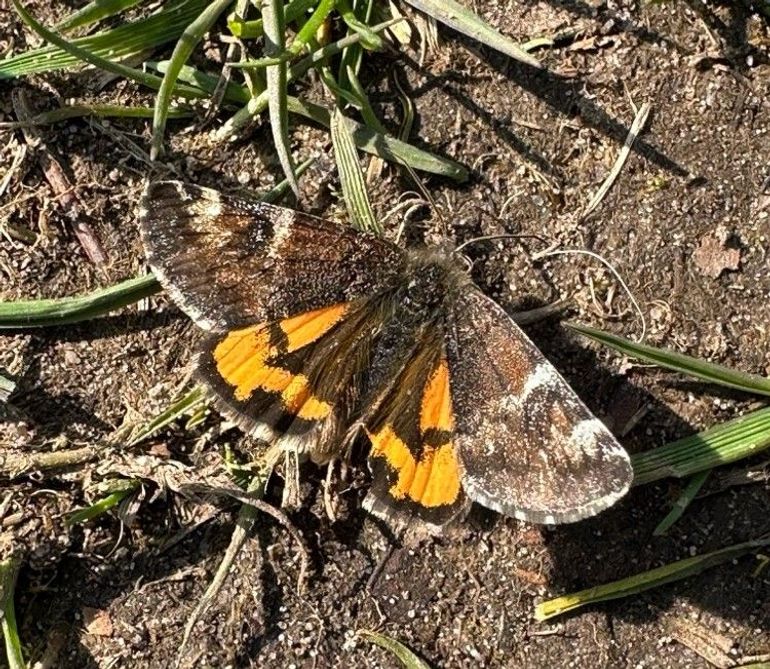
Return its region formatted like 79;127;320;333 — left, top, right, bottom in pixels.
1;0;769;667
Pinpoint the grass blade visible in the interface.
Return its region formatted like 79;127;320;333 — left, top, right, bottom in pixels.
9;0;206;98
128;386;205;446
631;406;770;486
227;0;316;39
3;0;210;80
0;274;160;329
652;469;711;536
0;557;24;669
402;0;541;69
261;0;299;196
331;108;381;234
534;535;770;621
358;630;432;669
151;0;234;159
567;322;770;397
288;97;468;181
67;482;141;525
56;0;147;32
0;103;191;129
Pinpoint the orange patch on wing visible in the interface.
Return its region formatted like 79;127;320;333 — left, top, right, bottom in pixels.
367;425;461;508
280;303;349;353
212;305;343;417
419;357;454;434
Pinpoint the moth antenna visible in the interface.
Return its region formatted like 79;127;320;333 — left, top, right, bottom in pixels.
452;235;646;343
532;248;647;343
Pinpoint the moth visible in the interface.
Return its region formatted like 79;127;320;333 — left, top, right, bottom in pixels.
139;181;632;530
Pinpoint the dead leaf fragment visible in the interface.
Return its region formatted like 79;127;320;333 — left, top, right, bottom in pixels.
692;228;741;278
83;607;114;637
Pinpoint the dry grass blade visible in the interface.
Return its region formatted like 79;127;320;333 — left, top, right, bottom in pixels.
0;557;24;669
401;0;541;68
0;103;191;128
358;630;432;669
178;449;281;665
582;102;651;219
1;446;99;479
0;373;16;403
535;535;770;621
151;0;234;160
331;108;381;235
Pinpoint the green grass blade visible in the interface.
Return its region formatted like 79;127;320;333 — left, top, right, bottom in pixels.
56;0;147;32
128;386;205;446
652;469;711;536
535;535;770;621
261;0;299;196
288;96;468;181
358;631;432;669
0;558;24;669
0;103;191;128
67;482;140;525
3;0;210;80
331;108;381;234
568;322;770;397
631;406;770;485
8;0;206;99
402;0;541;69
151;0;234;159
0;274;160;329
288;0;337;56
337;0;385;50
227;0;316;39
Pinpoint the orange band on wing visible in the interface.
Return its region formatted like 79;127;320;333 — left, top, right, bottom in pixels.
280;303;349;353
213;307;340;418
419;357;454;434
367;425;461;508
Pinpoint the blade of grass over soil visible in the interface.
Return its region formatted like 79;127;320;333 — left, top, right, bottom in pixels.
260;0;299;195
151;0;234;159
9;0;207;98
178;449;280;662
358;630;432;669
331;108;381;235
129;386;205;446
227;0;317;39
0;274;160;329
0;103;191;128
652;469;711;536
535;535;770;621
56;0;147;32
2;0;210;79
631;406;770;485
402;0;541;68
0;557;24;669
67;481;141;525
568;323;770;397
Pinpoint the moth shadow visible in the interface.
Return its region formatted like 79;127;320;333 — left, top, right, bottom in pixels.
521;320;770;629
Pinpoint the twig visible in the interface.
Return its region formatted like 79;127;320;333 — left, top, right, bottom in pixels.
11;90;107;265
